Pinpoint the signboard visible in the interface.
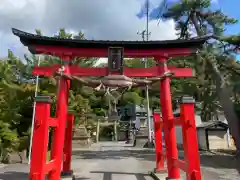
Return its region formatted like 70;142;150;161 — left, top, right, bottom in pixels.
108;47;124;74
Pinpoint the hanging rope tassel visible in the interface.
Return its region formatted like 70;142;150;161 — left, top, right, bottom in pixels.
95;83;103;91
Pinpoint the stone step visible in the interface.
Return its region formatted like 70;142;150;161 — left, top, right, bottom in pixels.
135;127;149;137
72;126;91;148
73;126;89;137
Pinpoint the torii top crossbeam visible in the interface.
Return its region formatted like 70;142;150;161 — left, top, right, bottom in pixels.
12;28;208;58
12;28;208;79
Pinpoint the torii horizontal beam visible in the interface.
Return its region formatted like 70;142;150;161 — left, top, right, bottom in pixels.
31;45;195;58
32;65;195;78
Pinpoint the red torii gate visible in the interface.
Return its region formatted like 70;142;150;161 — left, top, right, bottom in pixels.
12;28;208;180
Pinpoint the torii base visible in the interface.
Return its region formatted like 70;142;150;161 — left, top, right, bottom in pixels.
61;171;73;176
61;171;75;180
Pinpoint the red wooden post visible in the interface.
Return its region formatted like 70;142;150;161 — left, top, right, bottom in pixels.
180;96;201;180
49;64;70;180
153;113;165;172
62;113;74;176
157;57;180;179
61;60;72;177
30;96;52;180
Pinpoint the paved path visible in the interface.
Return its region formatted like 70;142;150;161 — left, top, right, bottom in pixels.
71;142;240;180
0;141;239;180
72;142;154;180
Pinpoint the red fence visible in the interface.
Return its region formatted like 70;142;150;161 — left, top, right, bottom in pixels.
30;95;200;180
153;96;201;180
29;96;74;180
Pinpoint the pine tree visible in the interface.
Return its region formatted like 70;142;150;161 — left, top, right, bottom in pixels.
162;0;240;152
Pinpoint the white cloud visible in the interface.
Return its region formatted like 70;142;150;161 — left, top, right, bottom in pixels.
0;0;177;59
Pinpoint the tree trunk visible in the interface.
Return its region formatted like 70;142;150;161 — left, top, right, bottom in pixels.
210;60;240;151
191;13;240;152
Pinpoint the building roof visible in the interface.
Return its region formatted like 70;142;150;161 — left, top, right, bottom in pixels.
12;28;209;53
197;121;228;130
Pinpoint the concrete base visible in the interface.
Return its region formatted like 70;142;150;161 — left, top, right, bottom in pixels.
61;176;75;180
61;171;75;180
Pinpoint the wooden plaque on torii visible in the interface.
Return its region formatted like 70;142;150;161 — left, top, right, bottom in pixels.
108;47;124;74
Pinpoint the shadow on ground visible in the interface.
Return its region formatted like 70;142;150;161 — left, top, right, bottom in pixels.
199;153;240;174
74;177;90;180
90;171;149;180
0;171;28;180
73;149;240;174
73;149;156;161
0;169;150;180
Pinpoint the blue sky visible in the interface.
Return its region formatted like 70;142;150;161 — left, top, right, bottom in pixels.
138;0;239;34
218;0;240;35
217;0;240;59
0;0;238;59
137;0;240;59
219;0;240;60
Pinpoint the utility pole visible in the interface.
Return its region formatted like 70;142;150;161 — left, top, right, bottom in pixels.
137;0;153;147
146;0;149;41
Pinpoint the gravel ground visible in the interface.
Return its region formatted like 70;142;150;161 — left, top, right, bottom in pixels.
0;141;239;180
